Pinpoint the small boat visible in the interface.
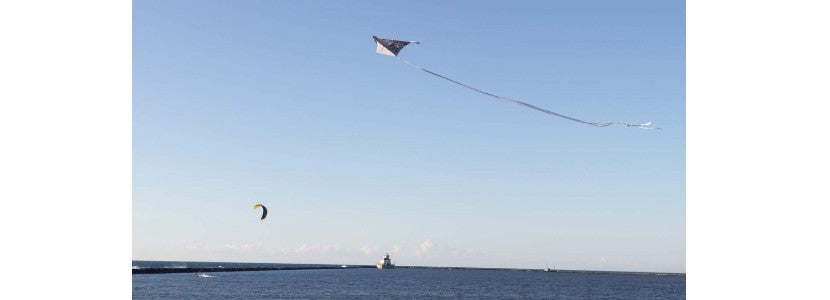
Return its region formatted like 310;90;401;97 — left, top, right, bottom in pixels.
544;265;557;272
340;265;348;268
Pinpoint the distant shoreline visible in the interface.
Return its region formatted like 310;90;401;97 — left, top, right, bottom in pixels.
132;265;373;274
132;264;685;276
403;266;685;276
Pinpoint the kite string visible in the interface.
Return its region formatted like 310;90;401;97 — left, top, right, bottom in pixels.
396;57;660;130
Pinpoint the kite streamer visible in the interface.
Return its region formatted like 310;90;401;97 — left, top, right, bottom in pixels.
373;36;660;130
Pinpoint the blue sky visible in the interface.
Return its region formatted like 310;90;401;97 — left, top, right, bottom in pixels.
133;0;685;272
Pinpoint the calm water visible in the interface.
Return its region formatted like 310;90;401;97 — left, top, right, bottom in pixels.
133;263;685;299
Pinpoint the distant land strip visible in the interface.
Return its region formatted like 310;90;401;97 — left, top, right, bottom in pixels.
403;266;685;276
133;265;684;276
132;265;375;274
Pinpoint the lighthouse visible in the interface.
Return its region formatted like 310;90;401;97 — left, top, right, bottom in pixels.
376;253;395;269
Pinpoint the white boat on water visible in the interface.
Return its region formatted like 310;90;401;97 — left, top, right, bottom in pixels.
544;265;557;272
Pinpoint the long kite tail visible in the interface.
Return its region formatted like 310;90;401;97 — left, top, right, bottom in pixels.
396;57;660;130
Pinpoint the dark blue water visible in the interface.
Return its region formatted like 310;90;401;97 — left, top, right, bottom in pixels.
133;262;685;299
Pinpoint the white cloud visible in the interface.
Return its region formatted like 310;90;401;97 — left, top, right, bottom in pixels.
417;240;434;256
183;242;261;252
223;243;257;251
295;244;313;253
184;243;205;250
360;245;374;255
291;243;345;254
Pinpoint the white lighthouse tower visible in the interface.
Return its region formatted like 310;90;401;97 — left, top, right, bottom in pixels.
376;253;395;269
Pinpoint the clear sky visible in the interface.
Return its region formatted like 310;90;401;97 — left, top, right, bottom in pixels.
133;0;685;272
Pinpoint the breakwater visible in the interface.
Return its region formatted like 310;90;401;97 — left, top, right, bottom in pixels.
133;264;683;276
133;265;375;274
398;266;684;276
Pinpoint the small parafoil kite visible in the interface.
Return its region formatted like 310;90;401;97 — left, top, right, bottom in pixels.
372;36;659;130
253;204;267;220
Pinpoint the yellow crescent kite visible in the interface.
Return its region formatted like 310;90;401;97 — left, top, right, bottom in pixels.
253;204;267;220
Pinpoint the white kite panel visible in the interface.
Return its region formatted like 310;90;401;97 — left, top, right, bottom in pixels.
376;42;397;56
